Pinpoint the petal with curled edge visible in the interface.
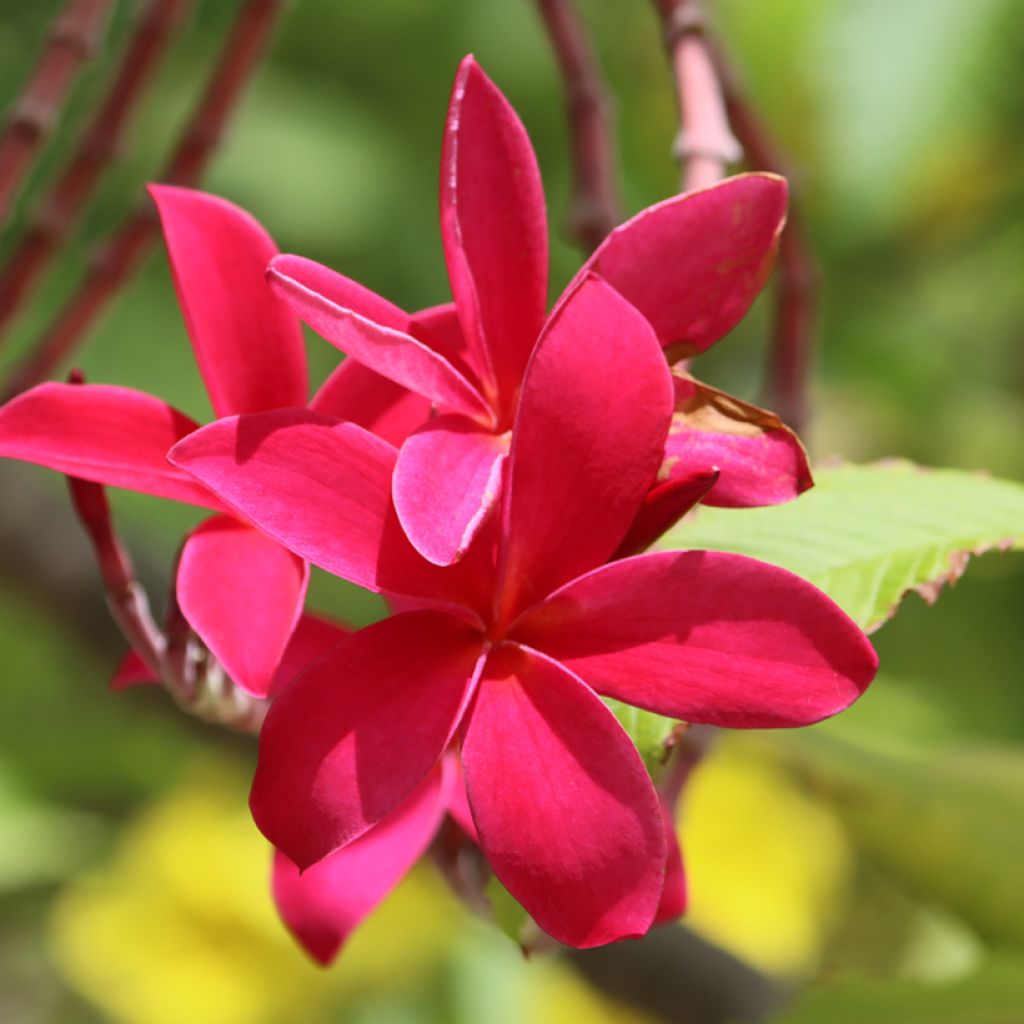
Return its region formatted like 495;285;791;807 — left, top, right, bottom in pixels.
462;643;665;948
393;415;508;566
665;373;811;508
176;516;308;698
250;610;484;869
573;173;787;355
150;186;307;415
272;759;450;965
498;275;672;621
269;255;491;423
513;550;878;728
0;382;221;509
440;56;548;411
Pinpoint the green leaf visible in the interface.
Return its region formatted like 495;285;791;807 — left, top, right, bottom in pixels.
606;698;679;774
660;461;1024;631
485;875;531;948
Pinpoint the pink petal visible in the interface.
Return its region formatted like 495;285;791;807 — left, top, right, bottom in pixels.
269;612;350;697
110;650;157;691
654;802;687;925
462;643;665;948
168;409;397;593
311;359;432;447
149;186;307;415
268;255;491;423
513;550;878;728
615;468;719;558
393;415;508;566
498;275;673;621
0;382;221;509
576;173;787;355
176;516;308;698
272;761;449;965
409;302;481;386
665;374;812;507
440;56;548;414
250;610;484;869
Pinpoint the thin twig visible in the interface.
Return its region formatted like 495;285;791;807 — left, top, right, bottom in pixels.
3;0;288;399
715;59;818;432
652;0;739;192
534;0;620;252
0;0;194;344
0;0;113;226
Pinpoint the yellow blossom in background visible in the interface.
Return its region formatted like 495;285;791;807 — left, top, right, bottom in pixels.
678;736;854;978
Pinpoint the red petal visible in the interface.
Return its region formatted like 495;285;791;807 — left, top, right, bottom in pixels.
0;382;220;509
269;255;491;422
110;650;157;691
269;612;350;697
498;275;673;621
665;374;812;507
149;186;307;415
577;174;787;354
169;409;397;593
250;610;483;869
272;762;449;965
462;643;665;948
654;802;687;925
615;469;719;558
514;550;878;728
441;56;548;414
311;359;431;447
393;416;508;566
409;302;482;387
176;517;308;698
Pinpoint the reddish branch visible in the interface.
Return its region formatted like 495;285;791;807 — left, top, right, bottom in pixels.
4;0;287;399
0;0;194;344
653;0;739;192
534;0;620;253
0;0;113;226
651;0;816;432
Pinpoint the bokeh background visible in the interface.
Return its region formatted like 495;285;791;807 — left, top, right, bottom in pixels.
1;1;1023;1021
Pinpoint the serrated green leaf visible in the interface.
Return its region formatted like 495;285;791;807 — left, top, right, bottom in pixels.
660;461;1024;631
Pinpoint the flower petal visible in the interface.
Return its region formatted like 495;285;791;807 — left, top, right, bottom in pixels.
462;643;665;948
0;382;220;509
176;516;308;698
169;409;397;593
269;612;350;697
498;275;673;620
577;173;787;354
310;359;432;447
110;650;156;691
615;468;719;558
251;610;483;869
514;550;878;728
655;802;687;925
272;761;449;965
149;186;307;415
393;415;508;566
441;56;548;412
269;255;491;422
665;374;812;507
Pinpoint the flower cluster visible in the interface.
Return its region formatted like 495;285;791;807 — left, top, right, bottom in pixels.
0;57;876;961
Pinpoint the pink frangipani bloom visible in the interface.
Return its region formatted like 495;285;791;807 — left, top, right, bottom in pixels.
0;187;428;696
266;55;808;569
169;271;877;948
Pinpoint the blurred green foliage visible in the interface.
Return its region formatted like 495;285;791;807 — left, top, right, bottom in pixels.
1;0;1023;1021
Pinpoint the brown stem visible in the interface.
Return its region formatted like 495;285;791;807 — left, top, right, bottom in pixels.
534;0;620;252
0;0;113;226
0;0;194;344
652;0;739;192
716;67;818;432
3;0;288;399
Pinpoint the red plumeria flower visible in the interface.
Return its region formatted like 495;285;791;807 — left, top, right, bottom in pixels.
273;750;686;964
266;55;806;569
169;272;877;948
0;187;427;696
